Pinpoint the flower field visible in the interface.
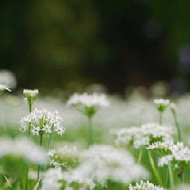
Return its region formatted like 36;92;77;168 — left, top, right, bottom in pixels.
1;83;190;190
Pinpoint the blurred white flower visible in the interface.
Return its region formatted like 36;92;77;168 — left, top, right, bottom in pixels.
48;145;78;168
19;108;65;136
113;123;173;149
0;137;48;164
42;168;63;190
62;145;148;189
0;70;16;88
23;89;39;105
67;93;109;117
158;155;173;167
129;180;165;190
169;103;177;113
154;99;170;112
0;84;11;94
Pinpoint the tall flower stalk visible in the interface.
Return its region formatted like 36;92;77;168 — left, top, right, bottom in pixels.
23;89;39;190
67;93;109;146
19;108;65;187
148;150;164;187
170;103;182;142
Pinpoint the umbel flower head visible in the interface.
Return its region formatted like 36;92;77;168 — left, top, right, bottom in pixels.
67;93;109;117
0;84;11;95
113;123;173;149
48;145;78;168
129;180;165;190
19;108;65;136
154;99;170;112
0;137;48;164
62;145;148;189
155;142;190;168
23;89;39;105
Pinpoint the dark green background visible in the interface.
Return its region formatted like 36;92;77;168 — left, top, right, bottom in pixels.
0;0;190;94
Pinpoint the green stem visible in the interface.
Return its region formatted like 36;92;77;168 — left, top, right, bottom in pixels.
37;134;43;182
88;116;93;146
25;103;32;190
44;129;54;171
159;112;163;125
172;112;182;142
29;102;32;113
137;149;143;164
148;151;164;187
168;164;174;188
165;167;169;188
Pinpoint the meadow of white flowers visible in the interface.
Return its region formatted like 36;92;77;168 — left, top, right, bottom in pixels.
1;72;190;189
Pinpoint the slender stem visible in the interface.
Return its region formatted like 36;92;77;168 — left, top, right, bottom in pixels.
179;170;185;183
25;102;32;190
29;102;32;113
168;164;174;188
37;134;43;182
159;111;163;125
172;112;182;142
88;116;93;146
182;172;185;184
44;129;54;171
138;149;143;164
165;167;169;188
148;151;164;187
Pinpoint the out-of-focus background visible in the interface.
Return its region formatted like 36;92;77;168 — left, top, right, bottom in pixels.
1;0;190;95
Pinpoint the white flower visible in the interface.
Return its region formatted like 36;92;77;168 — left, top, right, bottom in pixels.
154;99;170;112
157;142;190;167
44;125;51;133
0;137;48;164
67;93;109;117
147;141;174;150
0;84;11;94
19;108;65;136
31;127;40;135
170;103;176;113
0;70;16;88
55;127;65;136
48;145;78;169
23;89;39;97
129;180;165;190
23;89;39;104
158;155;173;167
113;123;173;149
42;168;63;190
62;145;148;189
48;149;56;157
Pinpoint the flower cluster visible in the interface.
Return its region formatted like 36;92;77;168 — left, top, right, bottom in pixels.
154;99;170;112
113;123;173;149
67;93;109;117
148;141;190;168
158;142;190;167
0;137;48;164
19;108;65;136
62;145;148;189
42;168;63;190
23;89;39;105
0;84;11;95
129;180;165;190
48;145;78;168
